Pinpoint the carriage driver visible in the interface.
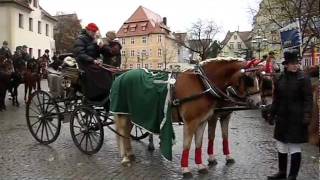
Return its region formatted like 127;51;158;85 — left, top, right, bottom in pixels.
0;41;12;60
73;23;113;102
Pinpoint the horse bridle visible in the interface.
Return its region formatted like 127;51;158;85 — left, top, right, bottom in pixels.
172;65;260;107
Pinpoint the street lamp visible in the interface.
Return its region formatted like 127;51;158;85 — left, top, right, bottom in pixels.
251;35;268;59
137;51;148;68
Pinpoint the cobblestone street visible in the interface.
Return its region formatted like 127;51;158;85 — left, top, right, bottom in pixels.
0;82;319;180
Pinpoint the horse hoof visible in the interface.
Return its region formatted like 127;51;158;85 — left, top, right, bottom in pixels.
198;168;209;174
121;158;131;167
226;158;235;165
182;172;193;179
148;145;155;151
208;159;218;166
128;154;136;161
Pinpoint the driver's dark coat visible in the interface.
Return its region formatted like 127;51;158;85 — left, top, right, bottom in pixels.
73;30;112;100
271;70;313;143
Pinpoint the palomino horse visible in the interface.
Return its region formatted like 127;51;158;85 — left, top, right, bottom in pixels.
112;58;262;177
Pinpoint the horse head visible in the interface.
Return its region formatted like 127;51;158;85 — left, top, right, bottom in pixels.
200;57;263;108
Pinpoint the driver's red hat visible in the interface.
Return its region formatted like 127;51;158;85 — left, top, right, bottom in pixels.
86;23;99;33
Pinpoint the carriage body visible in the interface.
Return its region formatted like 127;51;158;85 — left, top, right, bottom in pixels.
25;58;149;154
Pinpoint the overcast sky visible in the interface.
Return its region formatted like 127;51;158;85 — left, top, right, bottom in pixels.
40;0;261;40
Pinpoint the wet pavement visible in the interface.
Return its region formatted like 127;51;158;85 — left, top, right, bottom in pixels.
0;81;319;180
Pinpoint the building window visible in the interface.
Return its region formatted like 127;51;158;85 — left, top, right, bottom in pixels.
137;64;141;68
38;21;42;34
144;64;149;69
129;64;133;69
141;49;147;56
121;38;125;45
158;35;162;42
130;50;135;57
158;49;162;56
19;14;24;28
33;0;38;8
29;48;33;57
158;63;162;69
28;18;33;31
124;28;128;33
38;49;41;58
131;37;134;44
142;26;146;31
237;42;241;49
229;43;234;49
121;50;126;57
130;24;137;32
45;24;49;36
142;36;147;44
234;35;237;40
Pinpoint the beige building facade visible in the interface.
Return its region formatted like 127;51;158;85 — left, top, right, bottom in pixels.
220;31;251;59
0;0;56;58
117;6;179;70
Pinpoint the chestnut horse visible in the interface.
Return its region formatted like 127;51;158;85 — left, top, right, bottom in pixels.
112;58;262;177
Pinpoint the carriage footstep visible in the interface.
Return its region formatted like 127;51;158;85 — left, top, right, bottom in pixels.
226;158;235;165
208;159;218;166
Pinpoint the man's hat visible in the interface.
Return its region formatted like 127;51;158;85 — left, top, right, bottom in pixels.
106;31;116;41
22;45;28;48
282;50;299;65
86;23;99;33
3;41;8;45
45;49;49;53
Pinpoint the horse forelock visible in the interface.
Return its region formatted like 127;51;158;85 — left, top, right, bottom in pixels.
200;57;245;65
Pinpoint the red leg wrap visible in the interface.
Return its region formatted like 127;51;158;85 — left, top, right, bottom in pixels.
223;139;230;155
207;139;214;155
195;147;202;164
181;149;189;167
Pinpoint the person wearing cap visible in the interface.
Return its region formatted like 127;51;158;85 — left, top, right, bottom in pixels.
267;50;313;180
73;23;113;101
101;31;122;67
0;40;12;60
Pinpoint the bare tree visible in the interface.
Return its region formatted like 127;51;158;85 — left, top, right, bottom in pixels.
176;19;220;61
251;0;320;54
54;13;82;53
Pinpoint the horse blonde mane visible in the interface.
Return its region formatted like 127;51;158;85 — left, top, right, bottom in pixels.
200;57;245;65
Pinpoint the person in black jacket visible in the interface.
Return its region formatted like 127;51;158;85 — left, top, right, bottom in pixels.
73;23;112;101
267;51;313;180
101;31;122;67
0;41;12;60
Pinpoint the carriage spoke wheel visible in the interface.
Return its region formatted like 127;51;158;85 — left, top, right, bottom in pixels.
70;106;104;155
130;125;149;141
26;90;61;144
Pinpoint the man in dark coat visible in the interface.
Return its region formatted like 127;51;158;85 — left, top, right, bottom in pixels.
267;51;313;180
101;31;122;67
73;23;112;101
0;41;12;60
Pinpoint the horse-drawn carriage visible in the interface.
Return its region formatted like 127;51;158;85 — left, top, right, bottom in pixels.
25;56;149;155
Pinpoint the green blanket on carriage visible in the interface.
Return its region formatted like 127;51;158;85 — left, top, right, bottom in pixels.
110;69;175;160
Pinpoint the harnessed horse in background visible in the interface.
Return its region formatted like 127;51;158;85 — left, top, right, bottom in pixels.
24;58;41;101
0;55;14;110
112;58;263;177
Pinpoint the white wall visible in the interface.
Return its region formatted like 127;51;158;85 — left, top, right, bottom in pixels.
0;6;12;50
0;2;55;58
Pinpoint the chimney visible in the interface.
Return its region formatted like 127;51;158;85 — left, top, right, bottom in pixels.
163;17;167;25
